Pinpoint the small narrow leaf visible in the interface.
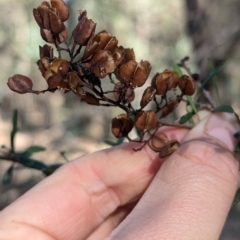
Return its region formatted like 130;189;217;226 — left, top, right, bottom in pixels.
186;96;198;115
197;65;224;94
179;112;195;124
214;105;234;113
208;60;221;105
10;109;18;152
172;63;183;77
2;164;14;185
21;145;46;157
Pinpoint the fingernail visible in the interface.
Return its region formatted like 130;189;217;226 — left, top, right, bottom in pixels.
205;113;239;151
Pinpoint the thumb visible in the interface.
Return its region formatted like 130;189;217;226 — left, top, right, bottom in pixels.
107;113;239;240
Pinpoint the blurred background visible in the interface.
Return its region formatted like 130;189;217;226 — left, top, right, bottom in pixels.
0;0;240;238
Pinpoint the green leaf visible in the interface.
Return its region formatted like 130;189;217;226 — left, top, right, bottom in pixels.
186;96;198;115
2;164;14;185
172;63;183;77
197;65;224;94
21;145;46;157
214;105;234;113
10;109;18;152
208;60;221;105
234;142;240;153
179;112;195;124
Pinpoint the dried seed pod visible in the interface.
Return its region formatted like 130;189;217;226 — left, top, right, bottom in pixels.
140;86;156;108
39;45;53;59
50;58;69;76
158;140;180;158
7;74;33;94
50;0;70;22
33;8;45;29
178;75;195;96
151;72;168;96
131;60;151;87
33;2;51;28
118;60;137;83
135;110;158;131
47;73;63;89
45;8;65;34
67;72;85;90
56;27;68;43
90;50;116;78
162;69;179;90
118;60;151;87
122;48;135;63
111;114;134;138
72;10;96;46
161;99;179;117
82;30;118;61
149;132;169;151
81;92;100;105
114;82;135;103
112;47;125;67
37;58;49;77
40;28;54;43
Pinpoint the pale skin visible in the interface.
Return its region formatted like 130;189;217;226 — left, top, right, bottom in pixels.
0;112;239;240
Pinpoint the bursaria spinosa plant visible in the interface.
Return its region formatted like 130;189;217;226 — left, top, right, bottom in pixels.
7;0;240;159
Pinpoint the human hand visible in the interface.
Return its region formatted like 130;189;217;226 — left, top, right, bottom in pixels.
0;112;239;240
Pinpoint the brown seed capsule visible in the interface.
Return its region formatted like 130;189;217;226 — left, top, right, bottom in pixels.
135;110;158;131
131;60;151;87
178;75;195;96
112;47;125;67
158;140;180;158
72;10;96;46
50;0;70;22
114;82;135;103
40;28;54;43
67;72;85;90
90;50;116;78
122;48;135;63
111;114;134;138
140;86;156;108
46;8;65;34
7;74;33;94
162;69;179;90
82;31;118;61
118;60;137;84
151;72;168;96
149;132;169;151
47;73;63;89
56;27;68;43
39;44;54;59
50;58;69;77
161;99;179;118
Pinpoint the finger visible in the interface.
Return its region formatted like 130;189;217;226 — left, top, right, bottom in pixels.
0;127;188;240
86;202;136;240
107;113;239;240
